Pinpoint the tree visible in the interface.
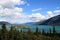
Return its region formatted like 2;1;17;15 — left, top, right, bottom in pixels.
35;26;39;35
9;26;15;40
42;29;45;35
1;23;7;32
27;28;32;34
53;26;56;35
49;28;51;34
1;23;8;40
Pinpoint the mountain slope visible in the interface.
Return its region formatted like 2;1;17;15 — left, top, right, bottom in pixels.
0;21;11;25
24;22;35;25
37;15;60;25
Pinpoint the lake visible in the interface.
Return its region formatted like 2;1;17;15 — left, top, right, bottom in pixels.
22;25;60;33
0;25;60;33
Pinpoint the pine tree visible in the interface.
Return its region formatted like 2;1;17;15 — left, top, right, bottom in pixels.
35;26;39;35
53;26;56;35
27;28;32;34
1;23;8;40
42;29;45;35
49;28;51;34
9;26;15;40
1;23;7;32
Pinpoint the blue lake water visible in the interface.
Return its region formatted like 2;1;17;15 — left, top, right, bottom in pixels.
30;25;60;33
0;25;60;33
22;25;60;33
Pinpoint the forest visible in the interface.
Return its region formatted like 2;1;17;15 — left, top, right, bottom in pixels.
0;24;60;40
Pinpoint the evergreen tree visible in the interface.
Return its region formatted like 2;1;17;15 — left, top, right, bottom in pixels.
9;26;15;40
53;26;56;35
1;23;8;40
1;23;7;31
42;29;45;35
49;28;51;34
35;26;39;35
20;29;23;32
27;28;32;34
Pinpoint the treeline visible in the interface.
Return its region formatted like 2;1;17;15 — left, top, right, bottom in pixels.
0;24;60;40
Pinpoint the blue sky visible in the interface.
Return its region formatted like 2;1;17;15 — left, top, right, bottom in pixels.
0;0;60;24
23;0;60;15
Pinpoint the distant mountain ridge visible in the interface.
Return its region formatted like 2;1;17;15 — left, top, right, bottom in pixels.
24;22;35;25
37;15;60;25
0;21;11;25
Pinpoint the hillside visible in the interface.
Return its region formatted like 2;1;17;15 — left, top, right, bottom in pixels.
0;21;11;25
37;15;60;25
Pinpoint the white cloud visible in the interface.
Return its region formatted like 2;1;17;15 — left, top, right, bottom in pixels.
54;10;60;13
32;8;42;12
53;10;60;16
47;11;53;18
0;0;27;24
0;7;23;18
47;10;60;19
28;13;46;22
0;0;25;8
0;7;26;23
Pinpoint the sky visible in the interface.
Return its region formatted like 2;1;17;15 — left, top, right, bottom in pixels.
0;0;60;24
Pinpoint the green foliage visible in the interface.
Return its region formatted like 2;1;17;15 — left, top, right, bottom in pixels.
27;28;32;34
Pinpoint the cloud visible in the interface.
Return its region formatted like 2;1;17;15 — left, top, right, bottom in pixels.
28;13;46;22
32;8;42;12
0;0;45;24
0;0;60;24
0;0;27;24
0;7;23;18
0;0;25;8
27;10;60;23
54;10;60;13
53;10;60;16
47;10;60;19
47;11;53;18
0;7;26;23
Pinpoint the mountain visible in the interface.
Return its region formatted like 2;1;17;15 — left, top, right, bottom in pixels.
37;15;60;25
0;21;11;25
24;22;35;25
